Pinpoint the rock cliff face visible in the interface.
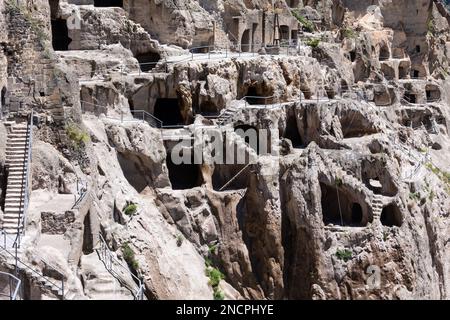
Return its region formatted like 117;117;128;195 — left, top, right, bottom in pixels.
0;0;449;300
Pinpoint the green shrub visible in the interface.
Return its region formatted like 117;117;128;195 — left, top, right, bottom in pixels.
306;38;320;48
342;28;357;39
176;234;184;247
206;267;224;287
208;243;218;255
291;10;314;32
123;201;138;216
122;243;139;270
213;289;225;300
206;266;225;300
336;249;352;262
66;123;90;148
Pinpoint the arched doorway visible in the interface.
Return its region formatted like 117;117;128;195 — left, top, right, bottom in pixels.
380;204;402;227
241;29;250;52
154;98;184;126
51;19;71;50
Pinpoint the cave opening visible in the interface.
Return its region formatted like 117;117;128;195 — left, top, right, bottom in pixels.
291;30;298;45
212;164;248;191
118;153;150;193
241;29;251;52
82;211;93;255
235;124;260;154
412;69;420;78
404;92;417;104
166;155;202;190
326;89;336;99
379;45;390;60
283;113;303;148
280;25;290;43
154;98;184;126
51;19;71;51
94;0;123;7
244;86;263;105
349;50;356;62
320;182;368;227
136;52;161;72
380;204;402;227
425;85;440;102
415;45;421;53
289;0;300;7
399;62;409;79
302;89;312;99
1;87;6;108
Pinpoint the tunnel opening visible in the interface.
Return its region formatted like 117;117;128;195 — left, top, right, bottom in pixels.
349;50;356;62
326;89;336;99
212;164;248;191
399;61;410;79
404;92;417;104
381;64;395;80
244;85;265;105
235;124;260;154
380;204;402;227
1;87;6;108
351;203;363;225
291;30;298;45
94;0;123;7
425;85;440;102
280;25;290;43
166;155;202;190
320;182;368;227
379;45;390;61
136;52;161;72
51;19;71;51
154;98;184;126
241;29;251;52
283;113;303;148
412;69;420;79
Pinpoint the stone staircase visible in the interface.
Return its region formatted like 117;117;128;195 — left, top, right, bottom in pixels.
3;123;31;235
217;104;242;126
372;194;384;221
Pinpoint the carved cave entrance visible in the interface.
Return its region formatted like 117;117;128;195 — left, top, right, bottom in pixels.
154;98;184;126
320;182;367;227
1;87;6;109
166;156;202;190
136;52;161;72
94;0;123;7
241;29;251;52
51;19;71;51
283;113;302;148
280;25;290;43
381;204;402;227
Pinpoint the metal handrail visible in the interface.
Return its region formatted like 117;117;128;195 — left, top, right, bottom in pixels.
130;110;163;128
0;271;21;300
12;110;33;249
0;236;65;299
72;180;88;210
97;233;145;300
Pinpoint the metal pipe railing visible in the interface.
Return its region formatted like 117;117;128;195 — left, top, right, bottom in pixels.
0;271;21;300
97;233;145;300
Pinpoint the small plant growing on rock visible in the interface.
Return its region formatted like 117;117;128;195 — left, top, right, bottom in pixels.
206;266;225;300
291;10;315;32
336;249;352;262
122;243;139;270
123;201;138;216
66;123;90;149
306;38;320;48
342;28;357;39
335;177;343;187
176;234;184;247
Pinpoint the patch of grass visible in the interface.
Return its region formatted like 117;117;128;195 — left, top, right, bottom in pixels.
336;249;352;262
123;201;138;216
208;243;218;255
122;243;139;270
66;123;90;149
306;38;320;48
213;289;225;300
291;10;315;33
